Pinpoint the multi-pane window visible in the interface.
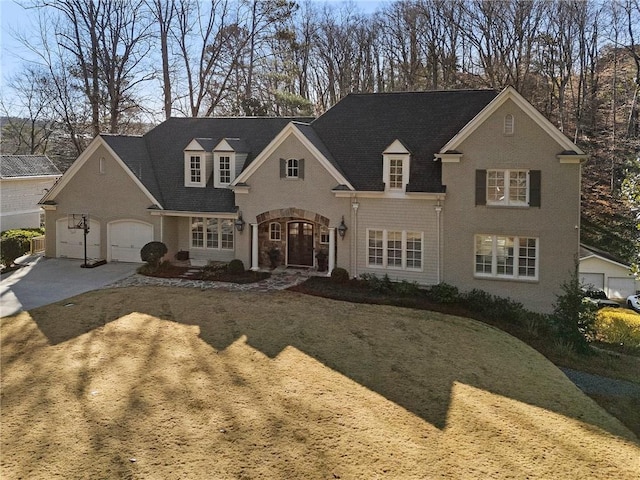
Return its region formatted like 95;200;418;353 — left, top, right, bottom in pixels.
320;226;330;244
406;232;422;269
191;217;234;250
287;158;299;178
190;156;201;183
475;235;538;280
191;217;205;247
367;230;423;270
487;170;528;206
270;222;281;241
389;159;403;189
219;156;231;184
221;220;234;249
368;230;384;266
206;218;219;248
387;231;403;267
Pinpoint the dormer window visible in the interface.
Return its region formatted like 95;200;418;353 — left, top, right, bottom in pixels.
219;155;231;184
389;158;404;189
184;138;213;187
213;138;248;188
190;155;202;183
383;140;410;193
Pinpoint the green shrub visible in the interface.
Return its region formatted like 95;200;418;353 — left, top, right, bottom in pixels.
0;229;44;263
428;283;460;304
360;273;392;293
551;269;597;353
330;267;349;283
0;237;26;267
140;241;167;269
394;280;421;297
227;259;245;275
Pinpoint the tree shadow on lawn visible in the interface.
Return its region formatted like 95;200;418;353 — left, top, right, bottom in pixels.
22;286;638;442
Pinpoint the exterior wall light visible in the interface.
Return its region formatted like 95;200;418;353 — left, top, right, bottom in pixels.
337;216;347;239
234;215;245;232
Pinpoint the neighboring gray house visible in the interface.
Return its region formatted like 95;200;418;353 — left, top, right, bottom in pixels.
40;87;587;312
1;155;61;231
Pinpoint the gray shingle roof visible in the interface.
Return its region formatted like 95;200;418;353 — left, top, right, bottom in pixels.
1;155;61;178
311;90;498;192
142;117;311;212
93;90;499;213
101;135;164;207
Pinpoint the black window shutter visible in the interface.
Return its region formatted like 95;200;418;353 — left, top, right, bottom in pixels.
298;158;305;179
529;170;541;207
475;169;487;206
280;158;286;178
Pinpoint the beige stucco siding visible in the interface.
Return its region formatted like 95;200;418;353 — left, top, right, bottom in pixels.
44;144;161;259
441;99;581;312
352;197;440;284
235;133;352;270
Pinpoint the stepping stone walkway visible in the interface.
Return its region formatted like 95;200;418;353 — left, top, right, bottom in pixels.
106;268;317;293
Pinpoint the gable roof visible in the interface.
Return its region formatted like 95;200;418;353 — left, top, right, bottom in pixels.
233;122;354;189
439;86;586;156
143;117;311;212
311;89;499;192
1;155;61;178
580;244;631;269
40;136;164;209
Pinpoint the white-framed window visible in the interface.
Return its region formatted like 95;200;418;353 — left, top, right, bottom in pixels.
190;156;202;183
191;217;234;250
319;226;330;244
219;156;231;184
367;229;423;271
487;169;529;206
504;114;515;135
269;222;281;241
474;235;538;280
287;158;299;178
389;159;404;189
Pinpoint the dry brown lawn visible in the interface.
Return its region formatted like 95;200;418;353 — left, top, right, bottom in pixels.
1;286;639;479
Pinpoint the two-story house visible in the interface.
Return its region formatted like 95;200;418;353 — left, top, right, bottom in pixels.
40;87;586;312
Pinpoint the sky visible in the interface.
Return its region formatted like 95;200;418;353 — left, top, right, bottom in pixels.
0;0;384;116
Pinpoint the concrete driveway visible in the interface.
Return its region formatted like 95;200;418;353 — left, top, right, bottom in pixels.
1;255;138;317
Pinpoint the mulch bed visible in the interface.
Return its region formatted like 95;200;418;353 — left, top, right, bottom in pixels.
143;264;271;284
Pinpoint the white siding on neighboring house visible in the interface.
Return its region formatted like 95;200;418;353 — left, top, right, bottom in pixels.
1;177;58;230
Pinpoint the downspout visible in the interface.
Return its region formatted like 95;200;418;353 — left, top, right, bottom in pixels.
435;205;442;284
352;198;359;277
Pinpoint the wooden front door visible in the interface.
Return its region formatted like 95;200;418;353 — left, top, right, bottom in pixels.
287;222;314;266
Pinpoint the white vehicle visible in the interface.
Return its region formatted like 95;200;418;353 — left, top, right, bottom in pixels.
627;294;640;313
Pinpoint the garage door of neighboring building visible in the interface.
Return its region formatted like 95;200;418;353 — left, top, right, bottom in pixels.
108;220;153;263
608;277;636;299
56;218;101;260
579;272;604;290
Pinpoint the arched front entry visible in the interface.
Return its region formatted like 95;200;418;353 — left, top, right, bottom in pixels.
287;221;314;266
253;208;334;271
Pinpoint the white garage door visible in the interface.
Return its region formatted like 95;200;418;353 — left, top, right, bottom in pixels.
56;218;101;260
579;272;604;290
109;221;153;263
608;277;635;299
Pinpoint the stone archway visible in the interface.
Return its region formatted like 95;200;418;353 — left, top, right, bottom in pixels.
256;207;329;227
253;208;333;270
